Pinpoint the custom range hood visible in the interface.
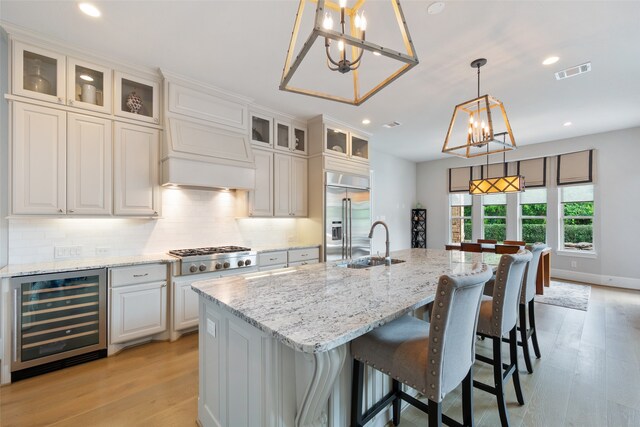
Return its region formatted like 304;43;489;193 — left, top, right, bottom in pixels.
160;71;255;190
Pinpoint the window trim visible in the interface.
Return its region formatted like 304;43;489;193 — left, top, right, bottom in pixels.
449;194;473;244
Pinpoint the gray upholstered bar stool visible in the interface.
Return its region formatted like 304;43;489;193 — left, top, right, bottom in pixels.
485;243;546;373
350;264;493;427
474;250;532;427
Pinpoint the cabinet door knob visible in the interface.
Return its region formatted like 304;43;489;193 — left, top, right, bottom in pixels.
68;209;74;213
153;211;158;215
154;118;159;124
68;100;74;106
58;209;64;213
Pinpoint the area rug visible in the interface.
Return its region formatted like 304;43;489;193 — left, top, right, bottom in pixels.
534;280;591;311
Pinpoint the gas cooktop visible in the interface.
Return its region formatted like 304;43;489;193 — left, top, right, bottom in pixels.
169;246;257;276
168;246;252;258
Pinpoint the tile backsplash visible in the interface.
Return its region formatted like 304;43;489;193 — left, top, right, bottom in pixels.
8;188;305;264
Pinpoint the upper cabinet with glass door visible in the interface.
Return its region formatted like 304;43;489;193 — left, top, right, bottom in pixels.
250;112;273;148
13;41;66;105
12;41;113;114
325;126;348;158
275;121;308;155
114;71;160;124
66;58;112;114
350;132;369;162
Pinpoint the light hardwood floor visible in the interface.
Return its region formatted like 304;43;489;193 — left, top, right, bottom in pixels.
1;284;639;427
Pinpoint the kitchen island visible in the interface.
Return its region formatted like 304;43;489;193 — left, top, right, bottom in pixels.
192;249;500;427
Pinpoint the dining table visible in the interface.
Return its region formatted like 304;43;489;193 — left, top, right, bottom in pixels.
445;243;551;294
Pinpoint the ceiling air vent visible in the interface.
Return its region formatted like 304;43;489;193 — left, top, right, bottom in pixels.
555;62;591;80
382;121;402;128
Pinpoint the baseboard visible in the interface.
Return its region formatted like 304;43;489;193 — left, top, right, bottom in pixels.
551;268;640;291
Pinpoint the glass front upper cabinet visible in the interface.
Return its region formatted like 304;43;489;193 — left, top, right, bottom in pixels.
351;134;369;161
13;41;66;104
325;126;348;157
114;71;160;124
250;113;272;147
275;121;290;152
293;127;307;154
67;58;112;113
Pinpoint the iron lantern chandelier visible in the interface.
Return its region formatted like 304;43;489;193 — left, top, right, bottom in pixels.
443;58;516;158
280;0;419;106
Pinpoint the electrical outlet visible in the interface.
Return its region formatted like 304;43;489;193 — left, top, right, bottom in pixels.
95;247;111;257
571;261;577;268
207;319;216;337
54;246;83;259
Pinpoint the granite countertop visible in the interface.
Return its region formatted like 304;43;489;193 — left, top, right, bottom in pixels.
192;249;502;354
0;254;177;278
254;244;321;254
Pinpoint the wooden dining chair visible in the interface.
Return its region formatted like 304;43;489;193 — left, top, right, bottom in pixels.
495;244;520;254
351;264;493;427
478;239;497;244
461;242;482;253
503;240;525;246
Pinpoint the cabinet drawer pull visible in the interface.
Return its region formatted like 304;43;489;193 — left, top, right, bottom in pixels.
161;284;167;288
133;273;149;278
300;254;308;257
269;258;278;261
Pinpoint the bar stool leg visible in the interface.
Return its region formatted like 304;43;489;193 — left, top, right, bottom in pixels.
519;304;534;374
529;300;542;358
462;367;474;427
392;379;401;426
492;336;510;427
428;399;442;427
510;327;525;405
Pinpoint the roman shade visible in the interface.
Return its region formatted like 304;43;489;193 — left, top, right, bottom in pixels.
449;166;472;193
517;157;547;188
481;163;508;179
557;150;593;185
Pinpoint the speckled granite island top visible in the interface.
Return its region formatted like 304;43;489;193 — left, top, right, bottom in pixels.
192;249;501;354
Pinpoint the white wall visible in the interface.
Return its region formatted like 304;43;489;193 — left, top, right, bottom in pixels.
370;149;417;254
7;188;305;264
417;126;640;289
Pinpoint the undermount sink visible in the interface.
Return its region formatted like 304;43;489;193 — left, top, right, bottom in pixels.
338;256;406;269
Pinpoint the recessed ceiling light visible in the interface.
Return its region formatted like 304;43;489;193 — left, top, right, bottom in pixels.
427;2;445;15
79;3;101;18
542;56;559;66
79;74;94;82
563;121;572;127
362;119;371;125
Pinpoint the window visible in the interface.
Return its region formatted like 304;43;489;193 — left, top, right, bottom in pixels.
449;194;472;243
520;189;547;244
483;193;506;241
559;185;594;251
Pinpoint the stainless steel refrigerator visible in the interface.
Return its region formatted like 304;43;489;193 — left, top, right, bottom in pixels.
325;172;371;261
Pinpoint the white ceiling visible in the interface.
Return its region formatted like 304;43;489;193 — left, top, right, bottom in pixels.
1;1;639;162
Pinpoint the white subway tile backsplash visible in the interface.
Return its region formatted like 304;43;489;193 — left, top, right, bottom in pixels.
7;188;301;264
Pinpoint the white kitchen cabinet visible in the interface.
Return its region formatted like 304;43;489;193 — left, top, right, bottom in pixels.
173;277;201;332
248;148;273;217
274;153;308;218
113;122;160;216
12;103;114;215
66;113;112;215
12;41;113;115
12;102;66;214
110;263;168;346
275;121;308;155
111;281;167;344
12;41;66;105
288;247;319;267
250;112;272;148
114;71;160;124
258;251;288;271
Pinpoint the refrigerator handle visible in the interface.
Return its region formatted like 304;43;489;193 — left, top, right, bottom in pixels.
342;198;347;259
348;198;353;258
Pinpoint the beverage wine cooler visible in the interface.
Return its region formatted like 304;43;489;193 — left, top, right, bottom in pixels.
11;269;107;380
